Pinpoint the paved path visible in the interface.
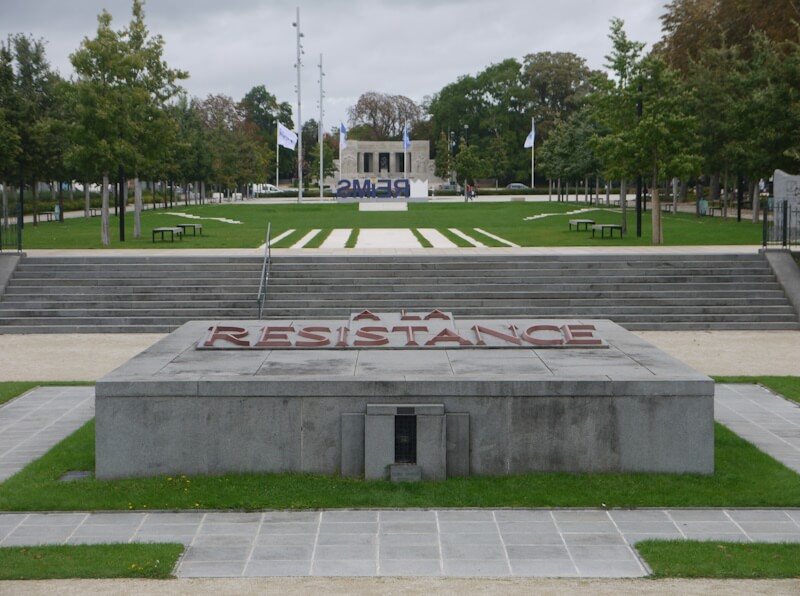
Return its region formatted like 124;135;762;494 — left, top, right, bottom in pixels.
0;386;94;482
715;384;800;473
0;383;798;579
0;508;799;578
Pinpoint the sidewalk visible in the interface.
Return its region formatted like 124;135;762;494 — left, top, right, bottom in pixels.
0;384;798;580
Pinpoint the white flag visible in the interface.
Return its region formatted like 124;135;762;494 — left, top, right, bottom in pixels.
339;122;348;150
524;121;535;149
278;122;298;150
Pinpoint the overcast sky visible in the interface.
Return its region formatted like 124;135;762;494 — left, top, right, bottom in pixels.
1;0;666;132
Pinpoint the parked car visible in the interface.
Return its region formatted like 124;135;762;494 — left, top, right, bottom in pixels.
438;183;462;192
505;183;529;190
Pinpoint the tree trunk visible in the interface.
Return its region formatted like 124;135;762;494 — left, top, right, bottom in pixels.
584;175;589;201
679;179;688;202
69;181;74;202
605;181;610;206
723;168;729;218
32;181;38;226
620;179;627;234
2;181;7;230
651;170;663;245
58;180;64;223
134;177;142;239
101;174;110;246
672;178;679;213
750;180;759;223
695;180;703;217
710;172;721;205
84;182;90;218
201;180;206;204
548;179;552;201
557;178;561;201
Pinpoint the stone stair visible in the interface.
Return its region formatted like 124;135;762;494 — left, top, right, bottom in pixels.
0;253;797;332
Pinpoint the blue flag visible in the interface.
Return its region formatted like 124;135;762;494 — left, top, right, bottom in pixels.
339;122;347;150
403;124;410;151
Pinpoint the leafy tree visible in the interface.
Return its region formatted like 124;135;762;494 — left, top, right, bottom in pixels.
454;137;487;186
348;91;422;139
69;0;186;244
2;34;58;226
434;131;455;181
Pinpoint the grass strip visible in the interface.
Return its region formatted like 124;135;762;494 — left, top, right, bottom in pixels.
636;541;800;578
438;228;474;247
304;227;332;248
345;228;360;248
0;382;94;407
411;228;432;248
0;543;184;580
1;421;798;511
713;376;800;404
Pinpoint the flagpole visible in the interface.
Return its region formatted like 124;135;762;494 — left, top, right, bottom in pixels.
276;122;279;188
531;116;535;190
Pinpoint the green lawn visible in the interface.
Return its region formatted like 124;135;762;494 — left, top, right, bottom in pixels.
637;541;800;578
0;543;183;580
1;420;797;511
19;201;763;249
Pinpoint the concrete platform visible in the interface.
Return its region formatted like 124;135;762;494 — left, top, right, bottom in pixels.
95;315;713;479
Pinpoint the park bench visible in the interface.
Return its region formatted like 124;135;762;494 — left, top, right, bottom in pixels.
40;211;55;221
592;224;623;238
568;218;595;231
88;207;101;217
176;223;203;237
152;227;183;242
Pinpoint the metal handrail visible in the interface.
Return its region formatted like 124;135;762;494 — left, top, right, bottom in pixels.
257;222;271;318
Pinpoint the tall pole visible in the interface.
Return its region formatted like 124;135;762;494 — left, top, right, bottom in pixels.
293;7;303;202
276;122;279;187
319;53;324;199
530;117;535;190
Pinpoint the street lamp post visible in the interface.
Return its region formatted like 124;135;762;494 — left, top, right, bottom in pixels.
292;7;304;202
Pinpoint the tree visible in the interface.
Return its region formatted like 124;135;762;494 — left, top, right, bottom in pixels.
454;137;487;185
70;0;186;244
2;34;58;227
593;20;701;244
347;92;422;139
433;132;454;182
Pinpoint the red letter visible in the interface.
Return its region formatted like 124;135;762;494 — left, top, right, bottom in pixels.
354;326;389;346
336;326;349;347
392;325;428;346
423;309;451;320
400;309;421;320
295;326;332;347
471;324;521;346
255;326;295;347
203;326;250;347
562;324;603;346
424;328;473;346
353;309;381;321
521;325;564;346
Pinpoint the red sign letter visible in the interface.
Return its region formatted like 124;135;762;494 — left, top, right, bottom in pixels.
295;326;332;347
255;326;295;347
521;325;564;346
354;326;390;346
561;324;603;346
392;325;429;346
424;328;473;346
203;326;250;347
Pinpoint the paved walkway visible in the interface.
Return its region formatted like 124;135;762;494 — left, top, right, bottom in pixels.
0;386;94;482
1;508;799;578
0;383;798;579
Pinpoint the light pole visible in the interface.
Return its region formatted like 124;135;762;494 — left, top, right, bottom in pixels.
292;8;304;202
318;53;324;199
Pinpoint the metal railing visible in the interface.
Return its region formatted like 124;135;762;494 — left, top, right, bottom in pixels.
257;222;272;319
763;199;800;249
0;191;22;252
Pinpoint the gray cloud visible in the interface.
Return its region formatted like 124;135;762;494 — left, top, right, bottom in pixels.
1;0;666;130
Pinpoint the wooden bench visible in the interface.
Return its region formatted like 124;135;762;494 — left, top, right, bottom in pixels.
176;223;203;237
40;211;55;222
152;227;183;242
592;224;623;238
568;218;595;231
89;207;101;217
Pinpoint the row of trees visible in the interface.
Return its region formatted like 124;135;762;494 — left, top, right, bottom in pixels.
3;0;800;246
